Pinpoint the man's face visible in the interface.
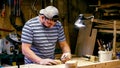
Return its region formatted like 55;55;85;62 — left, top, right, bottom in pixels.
43;16;56;28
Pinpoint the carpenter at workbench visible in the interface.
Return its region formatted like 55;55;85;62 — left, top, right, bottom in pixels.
21;5;71;65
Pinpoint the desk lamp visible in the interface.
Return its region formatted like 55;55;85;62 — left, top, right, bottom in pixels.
74;14;94;28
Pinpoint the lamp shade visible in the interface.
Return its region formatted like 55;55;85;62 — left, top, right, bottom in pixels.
74;18;85;28
74;14;86;28
74;14;94;28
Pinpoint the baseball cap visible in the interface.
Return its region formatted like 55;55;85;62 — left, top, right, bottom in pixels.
39;6;59;20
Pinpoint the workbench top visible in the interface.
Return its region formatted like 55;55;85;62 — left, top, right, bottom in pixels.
3;57;120;68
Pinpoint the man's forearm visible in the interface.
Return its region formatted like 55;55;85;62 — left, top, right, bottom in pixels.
22;43;42;63
59;41;71;53
22;48;42;63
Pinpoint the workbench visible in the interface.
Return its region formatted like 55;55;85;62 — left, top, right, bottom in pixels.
3;57;120;68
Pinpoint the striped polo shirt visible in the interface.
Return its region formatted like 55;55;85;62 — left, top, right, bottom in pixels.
21;16;66;64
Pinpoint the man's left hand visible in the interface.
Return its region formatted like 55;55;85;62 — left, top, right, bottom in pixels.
60;52;71;63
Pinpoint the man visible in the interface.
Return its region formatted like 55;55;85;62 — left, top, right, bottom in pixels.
21;6;71;65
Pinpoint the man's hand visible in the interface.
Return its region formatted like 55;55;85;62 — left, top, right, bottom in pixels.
38;59;58;65
60;52;71;63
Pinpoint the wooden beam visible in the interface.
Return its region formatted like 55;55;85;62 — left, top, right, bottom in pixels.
98;29;120;34
113;21;117;58
0;28;14;32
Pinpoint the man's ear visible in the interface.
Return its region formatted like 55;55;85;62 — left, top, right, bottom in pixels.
40;15;45;22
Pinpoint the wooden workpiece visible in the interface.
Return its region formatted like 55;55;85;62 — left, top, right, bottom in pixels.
3;57;120;68
75;19;97;56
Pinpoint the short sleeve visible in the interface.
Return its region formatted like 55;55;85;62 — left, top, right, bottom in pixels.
21;23;33;44
58;24;66;42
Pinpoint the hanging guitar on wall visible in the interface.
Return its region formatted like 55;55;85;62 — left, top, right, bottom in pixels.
10;0;26;31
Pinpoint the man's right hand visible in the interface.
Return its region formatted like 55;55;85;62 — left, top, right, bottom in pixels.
38;59;59;65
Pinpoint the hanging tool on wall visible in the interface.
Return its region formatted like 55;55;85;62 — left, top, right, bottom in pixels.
31;0;53;16
8;0;14;15
13;0;21;16
0;0;6;17
31;0;39;15
9;0;26;31
1;1;5;17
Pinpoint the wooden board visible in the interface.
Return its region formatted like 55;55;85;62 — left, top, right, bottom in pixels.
3;58;120;68
75;20;97;56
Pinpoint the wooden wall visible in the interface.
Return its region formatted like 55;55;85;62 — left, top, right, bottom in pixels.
0;0;89;54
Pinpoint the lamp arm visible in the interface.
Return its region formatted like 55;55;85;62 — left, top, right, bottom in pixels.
85;16;94;20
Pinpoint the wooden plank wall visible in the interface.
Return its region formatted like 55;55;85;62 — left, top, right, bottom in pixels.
0;0;38;38
0;0;88;54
